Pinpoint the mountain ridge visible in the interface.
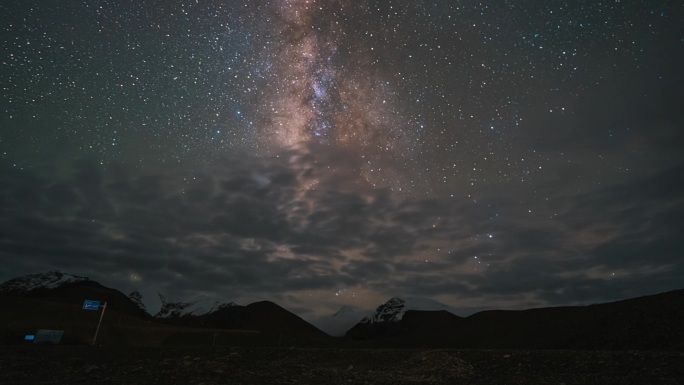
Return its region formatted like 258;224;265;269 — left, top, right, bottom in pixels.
0;270;90;294
346;289;684;350
3;271;684;350
359;296;460;324
0;271;328;340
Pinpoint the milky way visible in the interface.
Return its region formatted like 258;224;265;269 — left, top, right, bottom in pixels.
252;0;419;193
6;1;680;198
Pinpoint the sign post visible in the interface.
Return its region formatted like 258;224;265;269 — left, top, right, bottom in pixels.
92;301;107;345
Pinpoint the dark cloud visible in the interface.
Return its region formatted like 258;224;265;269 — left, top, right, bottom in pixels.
1;147;683;323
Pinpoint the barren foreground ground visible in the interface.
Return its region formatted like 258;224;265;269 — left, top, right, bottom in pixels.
2;346;683;385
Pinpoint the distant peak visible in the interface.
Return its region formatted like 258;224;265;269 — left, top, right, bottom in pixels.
215;301;239;310
128;290;147;313
154;294;240;318
0;270;90;294
247;300;282;310
360;296;458;324
333;305;351;317
361;297;407;324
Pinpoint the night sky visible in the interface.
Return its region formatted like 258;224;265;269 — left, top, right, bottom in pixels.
2;0;683;325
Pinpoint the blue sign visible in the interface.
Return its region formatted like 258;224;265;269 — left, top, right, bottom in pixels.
83;300;100;310
25;334;35;341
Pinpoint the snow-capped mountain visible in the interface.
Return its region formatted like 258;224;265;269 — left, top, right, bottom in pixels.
310;305;371;336
0;270;89;294
332;305;353;317
360;297;459;324
154;293;239;318
345;297;464;340
128;290;148;313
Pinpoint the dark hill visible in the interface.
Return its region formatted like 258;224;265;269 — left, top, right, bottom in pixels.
455;289;684;350
206;301;326;334
347;310;463;341
345;289;684;350
160;300;327;336
19;280;150;320
1;272;329;346
159;300;331;347
0;293;171;345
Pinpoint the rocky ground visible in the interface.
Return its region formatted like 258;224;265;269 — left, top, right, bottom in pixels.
1;346;683;385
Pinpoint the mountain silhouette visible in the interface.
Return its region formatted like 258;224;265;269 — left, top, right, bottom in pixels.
0;271;328;346
346;290;684;350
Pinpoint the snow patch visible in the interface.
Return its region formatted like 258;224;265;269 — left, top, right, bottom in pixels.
0;270;89;294
360;297;459;324
154;293;239;318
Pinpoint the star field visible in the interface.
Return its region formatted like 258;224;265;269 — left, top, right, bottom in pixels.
1;1;683;323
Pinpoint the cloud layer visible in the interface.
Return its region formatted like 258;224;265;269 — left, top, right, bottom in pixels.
1;144;683;325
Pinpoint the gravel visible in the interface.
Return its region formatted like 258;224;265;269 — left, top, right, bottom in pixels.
1;346;682;384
